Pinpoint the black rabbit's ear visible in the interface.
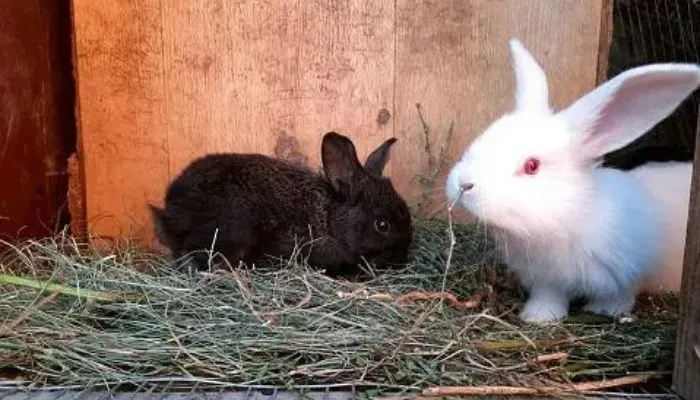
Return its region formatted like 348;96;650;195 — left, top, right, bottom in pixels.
321;132;363;192
364;137;397;176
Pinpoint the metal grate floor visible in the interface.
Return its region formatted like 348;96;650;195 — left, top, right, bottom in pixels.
0;381;683;400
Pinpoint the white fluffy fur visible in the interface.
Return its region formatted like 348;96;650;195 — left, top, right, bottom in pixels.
446;38;700;324
629;161;692;293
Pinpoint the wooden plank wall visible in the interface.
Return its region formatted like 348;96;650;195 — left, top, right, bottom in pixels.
0;2;76;240
673;106;700;400
71;0;611;248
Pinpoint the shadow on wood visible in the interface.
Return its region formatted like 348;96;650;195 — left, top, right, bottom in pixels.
0;1;76;239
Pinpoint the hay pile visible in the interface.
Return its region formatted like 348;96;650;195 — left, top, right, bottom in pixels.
0;219;678;394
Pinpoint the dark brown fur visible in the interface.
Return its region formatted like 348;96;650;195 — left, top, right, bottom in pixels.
150;132;413;277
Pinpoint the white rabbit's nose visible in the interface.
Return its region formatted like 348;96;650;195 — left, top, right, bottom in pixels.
460;182;475;192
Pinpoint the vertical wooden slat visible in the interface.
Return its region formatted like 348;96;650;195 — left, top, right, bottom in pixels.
673;106;700;400
72;1;173;245
158;0;396;179
392;0;610;217
0;1;76;239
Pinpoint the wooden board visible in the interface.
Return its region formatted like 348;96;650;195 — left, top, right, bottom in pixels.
71;0;611;247
0;1;76;240
673;106;700;400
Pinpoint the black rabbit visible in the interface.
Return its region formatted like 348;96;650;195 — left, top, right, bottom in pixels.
150;132;413;276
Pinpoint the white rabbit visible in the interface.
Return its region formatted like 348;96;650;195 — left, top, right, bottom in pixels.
445;38;700;325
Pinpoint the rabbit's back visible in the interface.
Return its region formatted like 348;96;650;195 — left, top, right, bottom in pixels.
168;153;327;219
628;161;692;293
155;153;331;266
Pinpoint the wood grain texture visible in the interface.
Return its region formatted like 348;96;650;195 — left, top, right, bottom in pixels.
72;0;610;246
72;0;171;245
673;106;700;400
392;0;610;217
0;1;76;239
161;0;395;177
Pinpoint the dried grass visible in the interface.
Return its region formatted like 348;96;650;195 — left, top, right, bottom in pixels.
0;219;678;395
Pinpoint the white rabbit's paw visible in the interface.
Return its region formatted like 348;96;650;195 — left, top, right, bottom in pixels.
519;298;568;325
583;295;635;317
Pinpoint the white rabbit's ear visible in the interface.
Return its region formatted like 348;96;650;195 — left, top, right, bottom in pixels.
510;38;550;113
559;63;700;161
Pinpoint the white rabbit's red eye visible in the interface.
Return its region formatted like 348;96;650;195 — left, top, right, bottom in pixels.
523;158;540;175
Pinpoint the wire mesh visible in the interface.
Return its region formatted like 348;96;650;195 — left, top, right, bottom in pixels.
604;0;700;167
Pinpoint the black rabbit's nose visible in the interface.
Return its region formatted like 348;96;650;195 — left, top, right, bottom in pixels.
460;182;475;192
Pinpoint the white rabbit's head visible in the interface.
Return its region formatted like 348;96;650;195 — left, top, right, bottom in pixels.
446;39;700;235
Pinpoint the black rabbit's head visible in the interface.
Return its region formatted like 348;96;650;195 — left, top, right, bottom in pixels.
321;132;413;269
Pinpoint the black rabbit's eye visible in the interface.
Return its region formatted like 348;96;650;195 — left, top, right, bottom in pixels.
374;218;390;233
